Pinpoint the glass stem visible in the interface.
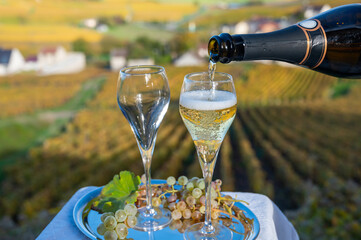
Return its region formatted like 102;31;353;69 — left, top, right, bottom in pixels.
203;164;215;234
144;154;153;213
139;140;156;216
201;152;219;234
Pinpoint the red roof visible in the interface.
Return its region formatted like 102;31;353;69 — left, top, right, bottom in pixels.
40;47;57;54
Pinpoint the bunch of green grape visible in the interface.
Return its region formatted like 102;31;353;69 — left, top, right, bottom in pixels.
151;176;223;223
96;203;138;240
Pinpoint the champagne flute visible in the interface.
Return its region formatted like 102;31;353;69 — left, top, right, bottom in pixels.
117;65;172;231
179;72;237;240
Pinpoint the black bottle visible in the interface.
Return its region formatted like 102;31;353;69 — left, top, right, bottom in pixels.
208;4;361;79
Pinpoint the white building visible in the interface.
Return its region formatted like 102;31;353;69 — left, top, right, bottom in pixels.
110;49;127;71
197;44;208;59
83;18;98;29
23;55;41;72
174;52;205;67
304;4;331;19
127;58;154;66
38;46;67;67
235;21;250;34
40;52;86;75
0;48;25;76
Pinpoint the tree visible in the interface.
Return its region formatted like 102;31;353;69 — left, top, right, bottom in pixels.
72;38;92;57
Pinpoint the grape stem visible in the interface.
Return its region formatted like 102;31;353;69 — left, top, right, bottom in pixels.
158;189;180;199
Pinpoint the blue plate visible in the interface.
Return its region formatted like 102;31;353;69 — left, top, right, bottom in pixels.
73;180;260;240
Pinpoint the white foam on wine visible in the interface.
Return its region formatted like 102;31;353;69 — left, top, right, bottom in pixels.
180;90;237;110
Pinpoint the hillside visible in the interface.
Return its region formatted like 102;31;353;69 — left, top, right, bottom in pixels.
1;63;360;239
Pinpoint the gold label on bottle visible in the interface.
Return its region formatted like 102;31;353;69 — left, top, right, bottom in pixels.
297;19;327;69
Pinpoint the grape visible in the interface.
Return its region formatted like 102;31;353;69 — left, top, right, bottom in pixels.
199;205;205;214
104;216;117;230
215;179;222;188
167;194;177;203
196;179;205;190
141;174;146;184
115;209;127;223
211;188;217;199
104;230;118;240
169;219;183;230
189;177;199;185
161;198;168;207
211;211;219;220
124;204;137;217
192;188;202;199
178;176;188;186
177;200;187;211
115;223;128;239
178;227;186;234
167;176;176;186
156;188;162;195
101;212;115;223
186;182;194;191
185;195;196;207
224;195;233;205
191;210;202;221
126;215;137;228
182;190;190;199
183;219;192;229
97;223;106;235
139;189;146;197
223;218;232;227
152;197;161;207
182;209;192;219
199;195;206;205
171;209;182;220
211;199;219;209
168;202;177;211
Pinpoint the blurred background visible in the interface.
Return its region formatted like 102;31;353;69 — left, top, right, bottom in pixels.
0;0;360;239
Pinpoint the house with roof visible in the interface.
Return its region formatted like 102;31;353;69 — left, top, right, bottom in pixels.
304;4;331;19
197;44;208;59
36;46;86;75
173;51;205;67
110;49;127;71
23;55;40;72
40;52;86;75
37;46;67;67
127;58;154;66
0;48;25;76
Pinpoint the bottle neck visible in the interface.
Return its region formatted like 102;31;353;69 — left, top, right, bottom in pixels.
208;33;245;63
209;23;327;68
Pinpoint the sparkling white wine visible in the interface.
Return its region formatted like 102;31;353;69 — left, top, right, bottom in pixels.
179;90;236;163
208;60;216;81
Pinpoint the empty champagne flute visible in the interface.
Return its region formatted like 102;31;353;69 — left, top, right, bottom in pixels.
179;72;237;240
117;65;172;231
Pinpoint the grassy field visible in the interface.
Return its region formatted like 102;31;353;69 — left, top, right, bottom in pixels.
194;0;360;27
107;23;175;42
0;0;197;52
0;24;102;43
0;73;106;180
0;0;197;24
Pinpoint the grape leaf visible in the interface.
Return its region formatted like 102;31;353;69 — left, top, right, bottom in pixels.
91;171;141;213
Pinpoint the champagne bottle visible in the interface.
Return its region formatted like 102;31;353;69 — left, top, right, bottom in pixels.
208;4;361;78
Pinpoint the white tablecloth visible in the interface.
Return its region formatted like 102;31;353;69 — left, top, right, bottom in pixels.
37;186;299;240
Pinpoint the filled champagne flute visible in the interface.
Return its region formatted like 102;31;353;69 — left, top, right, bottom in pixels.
117;65;172;231
179;72;237;240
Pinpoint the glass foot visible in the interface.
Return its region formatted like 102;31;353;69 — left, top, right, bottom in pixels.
184;222;233;240
133;207;172;232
